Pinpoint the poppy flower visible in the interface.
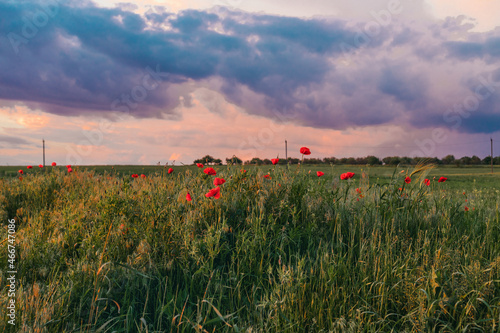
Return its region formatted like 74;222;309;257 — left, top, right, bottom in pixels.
271;158;279;165
66;165;71;168
27;165;33;169
204;167;216;176
465;206;469;211
38;164;43;168
167;168;173;174
196;163;204;168
241;169;247;173
51;162;57;166
67;168;73;173
300;147;311;155
405;177;411;184
356;188;361;193
205;187;221;199
141;174;146;178
423;179;430;186
213;177;226;186
19;176;23;181
438;177;447;183
131;174;139;178
340;172;355;180
186;192;192;202
317;171;324;177
263;174;270;179
18;169;23;174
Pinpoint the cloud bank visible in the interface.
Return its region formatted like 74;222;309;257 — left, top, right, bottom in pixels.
1;0;500;134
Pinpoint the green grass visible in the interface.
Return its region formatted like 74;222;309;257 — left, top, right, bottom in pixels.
1;164;500;332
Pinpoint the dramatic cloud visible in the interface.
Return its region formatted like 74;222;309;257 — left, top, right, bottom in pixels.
1;0;500;137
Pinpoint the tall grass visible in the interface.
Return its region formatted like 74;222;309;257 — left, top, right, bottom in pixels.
1;165;499;332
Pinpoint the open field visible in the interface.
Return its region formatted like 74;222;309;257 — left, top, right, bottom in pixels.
1;164;500;332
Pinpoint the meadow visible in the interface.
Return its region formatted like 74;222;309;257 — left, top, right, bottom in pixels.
1;162;500;332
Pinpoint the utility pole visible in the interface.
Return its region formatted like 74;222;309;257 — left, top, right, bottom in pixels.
43;139;45;167
491;138;493;174
285;140;288;164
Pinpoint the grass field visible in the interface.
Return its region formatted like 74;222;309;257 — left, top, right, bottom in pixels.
1;163;500;332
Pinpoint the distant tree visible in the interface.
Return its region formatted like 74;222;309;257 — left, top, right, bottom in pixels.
262;159;272;165
193;155;217;165
383;156;400;165
442;154;455;165
226;156;242;165
470;155;481;165
323;157;338;164
365;155;382;165
213;158;222;165
482;156;492;165
459;156;472;165
250;157;263;165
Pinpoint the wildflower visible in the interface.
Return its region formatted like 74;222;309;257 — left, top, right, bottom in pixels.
204;167;216;176
67;168;73;173
168;168;173;174
38;164;43;168
271;158;279;165
27;165;33;169
51;162;57;166
465;206;469;211
66;165;71;168
241;169;247;173
205;187;221;199
196;163;204;168
131;174;139;178
18;169;23;174
356;188;361;193
438;177;447;183
340;172;355;180
186;192;192;202
405;177;411;184
263;174;270;179
300;147;311;155
19;176;23;181
423;179;430;186
141;174;146;178
317;171;324;177
213;177;226;186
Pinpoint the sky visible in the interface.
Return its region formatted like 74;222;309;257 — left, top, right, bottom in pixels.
1;0;500;165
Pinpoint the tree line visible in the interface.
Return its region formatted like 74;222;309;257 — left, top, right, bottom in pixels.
193;154;500;166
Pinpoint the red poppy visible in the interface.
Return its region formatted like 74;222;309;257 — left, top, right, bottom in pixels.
465;206;469;211
167;168;173;174
356;188;361;193
340;172;355;180
19;176;23;181
186;192;192;202
205;187;221;199
438;177;447;183
204;167;216;176
405;177;411;184
131;174;139;178
38;164;43;168
271;158;279;165
66;165;71;168
241;169;247;173
67;168;73;173
51;162;57;166
399;187;403;191
300;147;311;155
141;174;146;178
27;165;33;169
18;169;23;174
196;163;204;168
423;179;430;186
213;177;226;186
263;174;270;179
317;171;324;177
